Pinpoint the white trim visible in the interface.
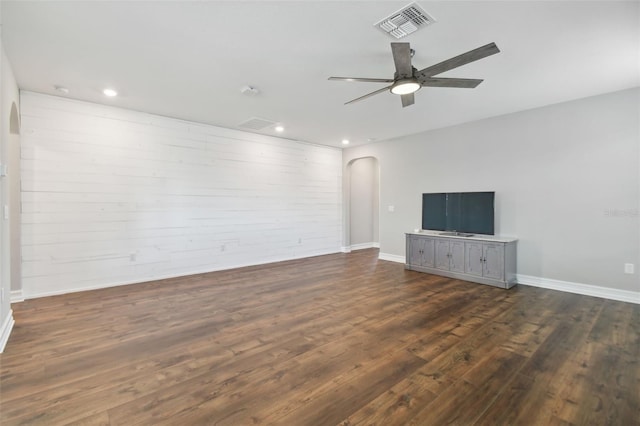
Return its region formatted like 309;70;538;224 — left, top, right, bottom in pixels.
350;242;378;251
341;242;380;252
517;274;640;305
0;310;15;353
378;252;406;263
10;290;24;303
22;249;343;300
372;255;639;304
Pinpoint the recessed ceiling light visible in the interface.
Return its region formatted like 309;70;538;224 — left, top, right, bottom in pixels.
342;139;350;145
54;85;69;94
275;125;284;132
103;88;118;97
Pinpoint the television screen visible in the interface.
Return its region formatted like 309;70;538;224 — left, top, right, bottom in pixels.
422;192;495;235
421;193;447;231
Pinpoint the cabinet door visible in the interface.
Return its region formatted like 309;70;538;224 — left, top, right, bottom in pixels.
464;242;484;277
408;236;436;268
483;244;505;281
449;241;465;273
434;240;451;270
408;237;423;266
421;238;436;268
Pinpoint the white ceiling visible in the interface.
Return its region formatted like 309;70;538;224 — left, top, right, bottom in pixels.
1;1;638;148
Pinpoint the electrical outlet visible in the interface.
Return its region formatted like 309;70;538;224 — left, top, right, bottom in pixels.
388;205;395;212
129;253;136;262
624;263;635;274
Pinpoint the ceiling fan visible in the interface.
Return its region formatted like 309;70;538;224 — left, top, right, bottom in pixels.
329;42;500;108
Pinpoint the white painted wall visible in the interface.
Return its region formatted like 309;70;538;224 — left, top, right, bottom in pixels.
349;157;378;248
20;92;343;298
344;88;640;295
0;35;20;351
8;106;19;295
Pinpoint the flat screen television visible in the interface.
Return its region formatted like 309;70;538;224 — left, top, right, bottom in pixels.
422;192;495;235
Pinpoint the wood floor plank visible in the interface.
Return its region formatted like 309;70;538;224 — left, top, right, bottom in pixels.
475;294;612;425
109;297;431;425
63;411;112;426
405;347;527;425
0;249;638;425
553;300;640;425
338;378;439;426
270;350;426;426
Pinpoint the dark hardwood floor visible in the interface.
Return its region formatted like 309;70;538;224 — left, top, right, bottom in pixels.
1;249;638;425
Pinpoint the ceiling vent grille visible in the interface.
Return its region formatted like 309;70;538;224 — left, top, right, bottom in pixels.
237;117;277;130
374;2;436;39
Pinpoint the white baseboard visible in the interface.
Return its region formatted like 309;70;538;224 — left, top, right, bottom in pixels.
21;248;344;300
19;249;638;306
378;252;406;263
517;274;640;305
10;290;24;303
350;242;379;251
373;253;639;304
0;310;15;353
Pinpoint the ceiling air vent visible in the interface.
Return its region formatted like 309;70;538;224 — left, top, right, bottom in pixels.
237;117;277;131
374;2;436;40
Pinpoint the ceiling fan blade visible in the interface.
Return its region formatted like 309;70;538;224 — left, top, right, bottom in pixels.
401;93;415;108
419;77;484;88
328;77;395;83
344;85;393;105
391;42;413;78
416;42;500;79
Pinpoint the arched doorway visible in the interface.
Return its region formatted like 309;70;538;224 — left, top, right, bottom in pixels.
346;157;379;251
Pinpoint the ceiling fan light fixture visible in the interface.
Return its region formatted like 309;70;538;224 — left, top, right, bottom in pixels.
390;79;421;95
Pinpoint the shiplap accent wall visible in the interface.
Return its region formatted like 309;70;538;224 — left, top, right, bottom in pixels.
20;92;343;298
